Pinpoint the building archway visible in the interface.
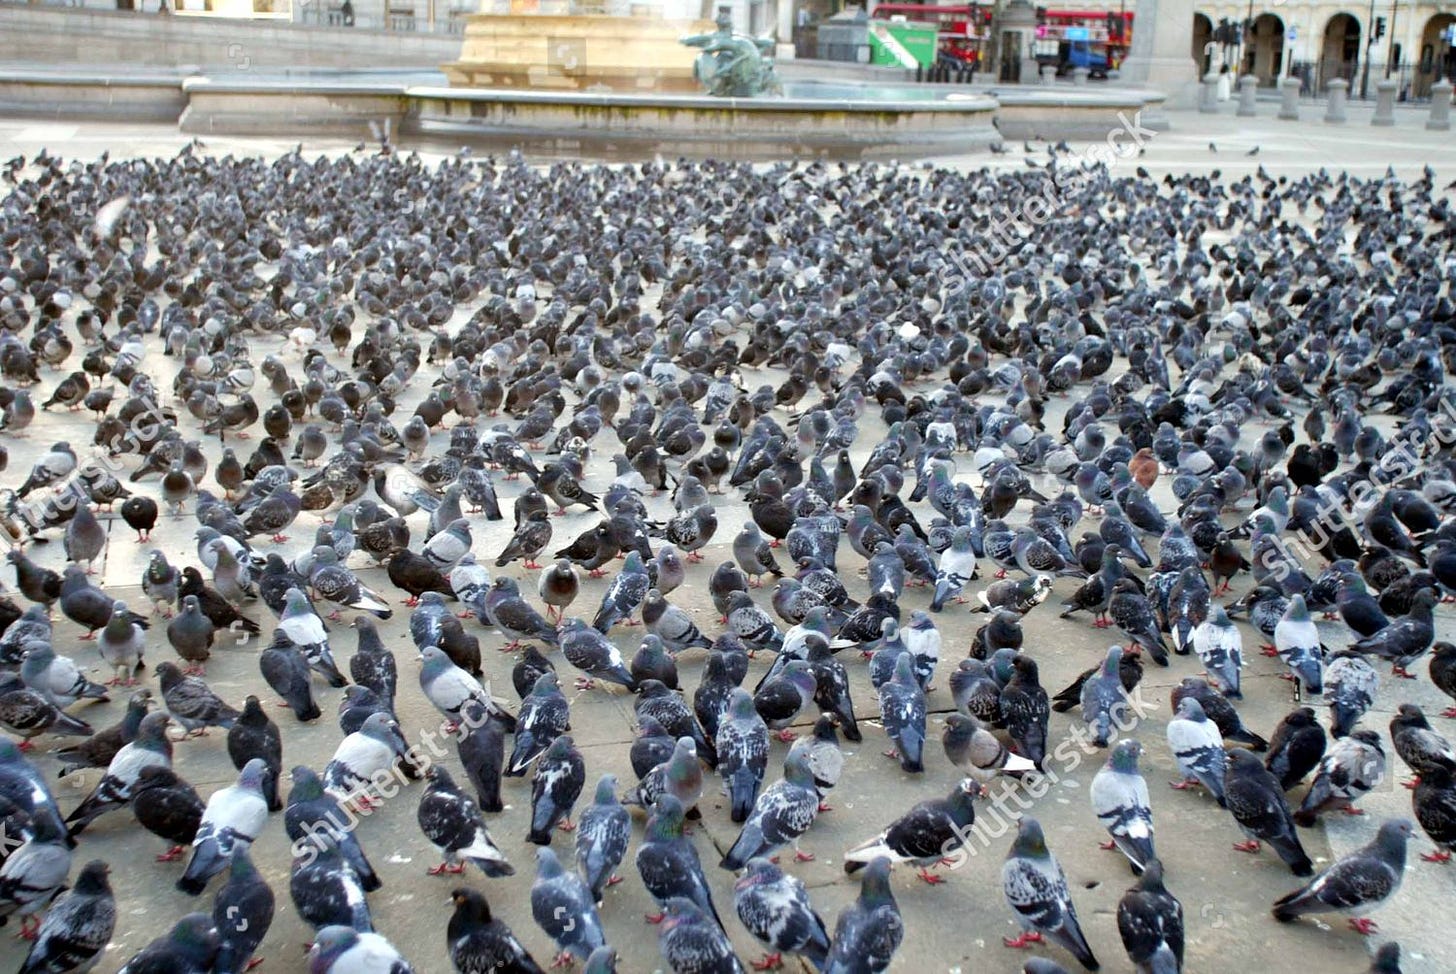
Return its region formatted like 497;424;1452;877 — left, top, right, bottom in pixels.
1319;13;1361;92
1193;13;1213;74
1415;13;1456;97
1245;13;1285;86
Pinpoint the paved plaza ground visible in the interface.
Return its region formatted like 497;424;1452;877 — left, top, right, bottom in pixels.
0;102;1451;974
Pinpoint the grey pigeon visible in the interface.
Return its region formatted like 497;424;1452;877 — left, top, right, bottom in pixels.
733;857;830;971
157;661;240;735
0;809;71;939
1091;740;1156;873
307;926;413;973
63;504;106;572
530;847;606;966
64;712;172;837
1165;698;1227;806
1001;817;1099;970
823;856;903;974
1224;749;1313;876
528;734;585;845
658;897;743;974
1080;646;1129;748
322;711;412;804
558;618;637;692
635;794;722;927
508;671;571;776
20;641;109;710
1295;730;1386;826
1272;819;1412;934
716;687;769;823
720;749;821;869
167;595;216;675
575;774;631;905
878;653;926;773
18;857;115;974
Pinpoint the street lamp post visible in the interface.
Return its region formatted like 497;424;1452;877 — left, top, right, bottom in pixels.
1385;0;1398;79
1360;0;1375;97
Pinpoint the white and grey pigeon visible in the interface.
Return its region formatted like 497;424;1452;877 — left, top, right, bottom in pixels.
1192;604;1243;699
418;645;515;731
900;610;941;690
942;713;1037;783
1324;650;1379;738
1001;817;1099;971
929;526;979;612
323;711;412;806
0;808;72;939
309;549;392;621
720;749;821;870
1295;729;1386;826
423;518;473;574
307;925;415;974
1080;646;1129;748
96;600;146;687
64;711;172;837
177;758;270;896
1273;594;1324;695
1165;697;1227;806
19;641;109;710
1090;739;1156;873
449;553;492;606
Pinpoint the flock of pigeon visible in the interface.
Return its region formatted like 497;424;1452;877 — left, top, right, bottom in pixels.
0;143;1450;974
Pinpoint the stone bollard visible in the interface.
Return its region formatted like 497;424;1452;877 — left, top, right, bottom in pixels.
1200;70;1220;112
1428;78;1453;131
1237;74;1258;116
1372;77;1397;126
1278;75;1300;120
1071;67;1089;86
1040;65;1057;86
1324;78;1348;123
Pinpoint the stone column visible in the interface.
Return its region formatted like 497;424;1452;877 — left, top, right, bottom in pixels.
1237;74;1257;116
1324;78;1348;123
1071;66;1089;86
1427;78;1452;131
1372;77;1397;126
1199;69;1219;112
1117;0;1198;108
1278;74;1299;119
1040;65;1057;85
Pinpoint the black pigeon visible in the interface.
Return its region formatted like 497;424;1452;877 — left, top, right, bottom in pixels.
447;886;546;974
1224;749;1313;876
227;695;283;810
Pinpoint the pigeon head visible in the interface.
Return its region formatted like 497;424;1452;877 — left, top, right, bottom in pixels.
308;926;363;973
592;774;619;804
167;912;220;963
735;856;783;893
359;711;400;742
857;855;897;906
288;765;325;800
450;886;494;923
239;757;271;793
658;896;711;934
1175;697;1208;722
1010;817;1050;859
534;845;566;878
1107;739;1142;773
644;793;687;840
73;859;112;895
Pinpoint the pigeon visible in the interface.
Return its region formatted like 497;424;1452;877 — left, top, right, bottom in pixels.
575;774;631;905
1224;749;1313;876
289;838;375;934
115;912;219;974
943;712;1037;782
528;734;585;845
63;503;105;572
657;897;743;974
0;809;71;939
284;766;381;894
157;661;240;736
0;672;92;749
1272;819;1413;934
17;858;115;974
1164;698;1223;803
558;618;637;692
20;641;109;710
623;736;703;820
1273;595;1324;694
642;589;713;655
877;653;927;774
1108;579;1169;666
843;778;981;883
1115;857;1183;974
1080;646;1131;748
167;593;217;677
969;575;1054;616
424;519;473;574
1001;817;1099;970
508;671;571;776
1389;703;1456;783
1412;765;1456;863
930;526;979;611
131;765;206;862
227;695;283;810
308;926;415;973
212;848;275;974
1351;589;1437;678
733;522;783;586
66;711;172;837
734;856;831;971
1192;604;1243;698
720;748;821;869
177;758;270;895
418;645;515;732
53;688;151;778
1171;678;1267;750
310;550;393;621
1295;729;1387;826
635;794;722;927
823;856;903;974
350;616;398;709
754;659;816;743
446;887;545;974
717;687;770;823
591;550;650;633
260;633;321;722
417;766;513;877
1000;655;1050;770
17;442;77;498
479;578;559;649
530;847;607;966
1090;740;1156;873
537;559;580;622
323;711;412;806
1265;707;1327;791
